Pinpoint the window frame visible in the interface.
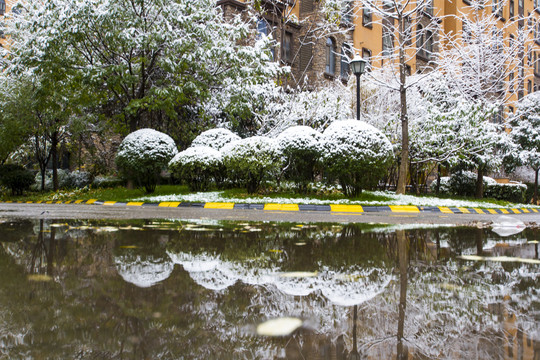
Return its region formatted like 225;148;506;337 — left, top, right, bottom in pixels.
325;37;337;76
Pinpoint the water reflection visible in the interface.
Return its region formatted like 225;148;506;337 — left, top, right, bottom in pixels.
0;220;538;359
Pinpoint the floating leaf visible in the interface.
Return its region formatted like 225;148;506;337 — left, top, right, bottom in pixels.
256;317;303;337
120;246;138;249
295;242;306;246
528;240;539;244
27;274;52;282
50;223;68;228
96;226;119;232
279;271;318;278
269;249;283;253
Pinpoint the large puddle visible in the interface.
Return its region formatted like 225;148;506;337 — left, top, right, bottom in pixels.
0;219;538;359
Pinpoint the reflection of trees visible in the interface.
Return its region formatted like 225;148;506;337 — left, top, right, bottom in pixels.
0;221;539;359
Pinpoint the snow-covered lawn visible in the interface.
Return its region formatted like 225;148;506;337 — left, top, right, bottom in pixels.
134;190;539;209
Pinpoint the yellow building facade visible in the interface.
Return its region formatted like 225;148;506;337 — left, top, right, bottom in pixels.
221;0;540;111
0;0;15;49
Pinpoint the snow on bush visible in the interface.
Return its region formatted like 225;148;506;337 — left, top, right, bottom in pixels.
115;129;178;193
221;136;282;194
447;171;497;197
320;120;393;197
169;146;223;191
429;176;451;194
191;128;241;150
33;169;72;191
68;170;93;189
484;182;527;203
276;126;323;191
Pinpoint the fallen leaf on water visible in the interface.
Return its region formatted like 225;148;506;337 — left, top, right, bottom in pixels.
28;274;52;282
295;242;306;246
458;255;540;264
269;249;283;253
120;246;138;249
256;317;303;337
50;223;68;228
528;240;539;244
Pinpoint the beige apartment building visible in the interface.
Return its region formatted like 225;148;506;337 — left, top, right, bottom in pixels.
0;0;15;49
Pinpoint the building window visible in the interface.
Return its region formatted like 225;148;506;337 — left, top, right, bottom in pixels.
528;79;532;93
342;0;353;24
509;0;515;18
509;106;514;114
325;37;336;75
518;0;524;15
363;7;372;27
0;0;5;16
382;29;393;57
492;0;503;18
509;72;515;92
300;0;314;15
463;23;471;43
425;0;434;16
257;19;275;60
362;48;372;72
340;44;352;80
282;32;292;64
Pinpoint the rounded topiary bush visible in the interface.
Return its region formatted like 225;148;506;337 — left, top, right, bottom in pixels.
277;126;323;191
169;146;223;191
221;136;282;194
115;129;178;193
321;120;393;197
0;164;34;195
191;128;241;150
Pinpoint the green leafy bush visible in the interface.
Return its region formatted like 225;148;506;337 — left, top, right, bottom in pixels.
169;146;223;191
0;164;34;195
221;136;282;194
115;129;178;193
320;120;393;197
276;126;323;192
484;183;526;203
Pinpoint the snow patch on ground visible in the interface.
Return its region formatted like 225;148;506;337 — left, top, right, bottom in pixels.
133;190;538;208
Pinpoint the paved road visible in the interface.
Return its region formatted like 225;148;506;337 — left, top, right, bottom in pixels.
1;202;539;225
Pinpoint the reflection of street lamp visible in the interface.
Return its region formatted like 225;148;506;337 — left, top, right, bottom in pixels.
350;55;367;121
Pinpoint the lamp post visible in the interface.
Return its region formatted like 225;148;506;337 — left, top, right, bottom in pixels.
350;55;367;121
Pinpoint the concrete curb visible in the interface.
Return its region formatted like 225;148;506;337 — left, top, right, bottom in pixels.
1;200;539;215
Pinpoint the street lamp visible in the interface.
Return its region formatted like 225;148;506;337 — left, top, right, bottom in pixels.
350;55;367;121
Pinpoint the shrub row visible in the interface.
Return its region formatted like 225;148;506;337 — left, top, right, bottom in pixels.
167;121;394;196
431;171;526;203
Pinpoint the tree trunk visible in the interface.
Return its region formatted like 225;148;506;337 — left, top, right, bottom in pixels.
51;130;59;191
396;16;409;195
436;163;441;195
475;167;484;199
534;168;539;204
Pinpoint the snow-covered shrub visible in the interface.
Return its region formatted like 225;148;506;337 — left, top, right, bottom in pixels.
221;136;282;194
429;176;451;195
276;126;323;191
66;170;93;189
320;120;393;197
168;146;223;191
447;171;497;197
92;175;125;188
191;128;241;150
33;169;72;191
484;182;527;203
115;129;178;193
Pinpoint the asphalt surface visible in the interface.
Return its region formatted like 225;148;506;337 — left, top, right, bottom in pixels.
1;202;539;225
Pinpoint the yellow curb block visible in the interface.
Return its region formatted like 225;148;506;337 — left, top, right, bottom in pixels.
438;207;454;214
474;208;485;214
521;208;530;213
487;209;498;214
158;202;181;207
74;200;84;204
532;209;539;213
389;205;420;213
126;202;144;206
330;204;364;213
264;203;300;211
500;209;510;214
458;207;471;214
103;201;117;206
204;202;235;209
86;199;98;204
510;208;521;214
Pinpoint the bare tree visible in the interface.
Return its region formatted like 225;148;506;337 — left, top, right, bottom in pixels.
360;0;441;194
